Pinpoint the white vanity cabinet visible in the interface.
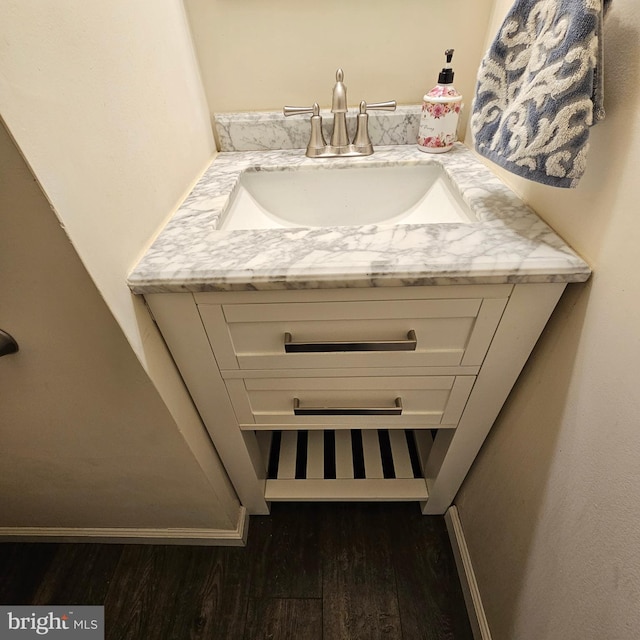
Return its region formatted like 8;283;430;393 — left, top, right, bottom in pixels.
128;144;590;517
145;281;566;516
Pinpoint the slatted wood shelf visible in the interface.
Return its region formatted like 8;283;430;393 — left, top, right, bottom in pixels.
264;429;430;501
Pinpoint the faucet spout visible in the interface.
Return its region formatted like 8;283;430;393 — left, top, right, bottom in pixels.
330;69;350;150
331;69;347;113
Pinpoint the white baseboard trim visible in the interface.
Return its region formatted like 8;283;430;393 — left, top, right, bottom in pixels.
445;505;492;640
0;507;249;546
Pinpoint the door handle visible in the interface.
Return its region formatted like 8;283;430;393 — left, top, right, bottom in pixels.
0;330;19;357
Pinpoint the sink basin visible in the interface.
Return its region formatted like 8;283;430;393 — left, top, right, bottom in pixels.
219;164;476;231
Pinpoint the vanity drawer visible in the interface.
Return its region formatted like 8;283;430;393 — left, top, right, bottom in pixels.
224;374;475;428
198;298;507;370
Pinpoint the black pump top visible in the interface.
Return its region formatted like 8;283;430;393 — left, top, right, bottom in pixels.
438;49;455;85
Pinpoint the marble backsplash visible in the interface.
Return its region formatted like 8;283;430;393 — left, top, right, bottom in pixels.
214;105;421;152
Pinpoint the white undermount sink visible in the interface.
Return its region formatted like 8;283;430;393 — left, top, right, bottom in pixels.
219;164;477;231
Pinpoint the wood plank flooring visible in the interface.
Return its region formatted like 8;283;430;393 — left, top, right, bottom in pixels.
0;502;473;640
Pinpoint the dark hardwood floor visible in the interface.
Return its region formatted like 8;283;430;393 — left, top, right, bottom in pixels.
0;502;473;640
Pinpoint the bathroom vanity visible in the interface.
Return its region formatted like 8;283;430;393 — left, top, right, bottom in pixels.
128;143;590;516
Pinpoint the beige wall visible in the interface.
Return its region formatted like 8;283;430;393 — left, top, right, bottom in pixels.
184;0;494;137
0;1;246;534
0;120;239;532
456;1;640;638
0;0;214;369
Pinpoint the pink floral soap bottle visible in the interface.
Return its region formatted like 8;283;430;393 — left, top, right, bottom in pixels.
417;49;462;153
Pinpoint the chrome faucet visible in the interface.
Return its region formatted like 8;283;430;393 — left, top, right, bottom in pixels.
284;69;396;158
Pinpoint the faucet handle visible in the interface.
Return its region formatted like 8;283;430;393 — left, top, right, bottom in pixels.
283;103;327;157
352;100;397;155
283;104;319;117
362;100;397;112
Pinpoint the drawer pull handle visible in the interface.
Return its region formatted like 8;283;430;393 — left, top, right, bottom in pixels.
293;397;403;416
284;330;417;353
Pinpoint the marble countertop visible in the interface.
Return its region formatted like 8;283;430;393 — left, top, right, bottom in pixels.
127;144;591;294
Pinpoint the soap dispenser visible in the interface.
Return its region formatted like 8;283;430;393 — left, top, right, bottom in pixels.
417;49;463;153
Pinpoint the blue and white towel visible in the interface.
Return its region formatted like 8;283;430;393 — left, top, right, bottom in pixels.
471;0;611;188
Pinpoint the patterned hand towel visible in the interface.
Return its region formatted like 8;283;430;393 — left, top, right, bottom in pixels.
471;0;611;188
